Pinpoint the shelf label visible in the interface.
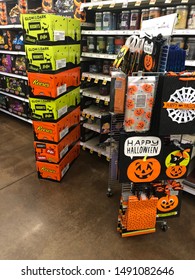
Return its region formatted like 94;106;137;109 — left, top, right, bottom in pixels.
97;4;103;9
82;146;86;150
135;0;141;6
106;157;110;162
181;0;188;2
96;98;100;103
86;114;90;119
149;0;156;4
91;115;95;120
102;79;107;85
88;6;93;10
165;0;172;3
94;78;99;84
81;75;85;81
98;153;101;157
87;76;91;82
82;112;86;117
122;0;128;8
90;149;94;154
104;100;109;106
109;1;115;8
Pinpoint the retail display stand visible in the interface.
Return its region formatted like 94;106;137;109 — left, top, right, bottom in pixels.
20;13;81;182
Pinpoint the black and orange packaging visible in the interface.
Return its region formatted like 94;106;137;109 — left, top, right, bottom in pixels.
34;124;80;163
36;142;80;181
32;106;80;142
28;67;80;98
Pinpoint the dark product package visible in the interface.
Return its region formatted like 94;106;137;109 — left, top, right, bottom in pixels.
151;75;195;135
1;76;29;98
0;54;12;73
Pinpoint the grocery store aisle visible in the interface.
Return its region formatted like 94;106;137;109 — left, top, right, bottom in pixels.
0;113;195;260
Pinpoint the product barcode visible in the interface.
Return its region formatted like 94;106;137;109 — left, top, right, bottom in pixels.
56;59;66;70
57;84;67;96
60;145;69;159
60;127;69;140
135;94;147;108
61;164;70;177
115;80;122;89
54;31;65;41
58;106;67;118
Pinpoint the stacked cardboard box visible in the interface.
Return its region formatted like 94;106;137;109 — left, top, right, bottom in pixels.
22;14;81;181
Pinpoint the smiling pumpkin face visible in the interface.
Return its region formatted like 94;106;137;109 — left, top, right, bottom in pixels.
157;195;179;212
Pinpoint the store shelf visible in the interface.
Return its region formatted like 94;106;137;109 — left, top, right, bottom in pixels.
80;0;147;10
83;122;100;133
182;183;195;195
173;29;195;36
82;87;110;103
0;108;32;124
0;90;29;103
82;52;117;60
80;137;110;159
81;22;95;28
0;50;26;55
81;30;139;35
0;24;22;29
81;72;111;82
0;72;28;80
82;105;109;119
185;60;195;67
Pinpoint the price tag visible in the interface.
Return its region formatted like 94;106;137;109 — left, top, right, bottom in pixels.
181;0;188;3
90;149;94;154
135;0;141;6
82;112;85;117
104;100;109;106
98;153;101;157
91;115;95;120
122;0;128;8
88;6;93;10
97;4;103;9
96;98;100;103
87;76;91;82
102;79;107;85
81;75;85;81
106;157;110;162
94;78;99;84
82;146;86;150
86;114;90;119
149;0;156;4
165;0;172;3
109;1;115;8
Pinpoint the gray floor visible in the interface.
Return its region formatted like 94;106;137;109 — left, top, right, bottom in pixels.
0;113;195;260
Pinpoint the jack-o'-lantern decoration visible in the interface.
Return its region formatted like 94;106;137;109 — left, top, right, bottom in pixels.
134;108;144;116
166;165;186;178
142;83;153;93
144;55;155;71
128;85;138;95
126;99;134;109
124;118;134;127
136;121;145;130
148;97;154;108
145;111;151;120
157;195;178;212
127;156;161;182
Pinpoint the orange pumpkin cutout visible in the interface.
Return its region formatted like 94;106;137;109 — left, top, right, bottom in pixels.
134;108;144;116
128;85;138;95
144;55;155;71
166;165;186;179
124;118;134;127
136;121;145;130
157;195;179;212
145;112;151;120
148;97;154;108
127;156;161;182
142;83;153;93
126;99;134;109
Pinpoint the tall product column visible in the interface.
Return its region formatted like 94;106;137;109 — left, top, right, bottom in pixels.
21;14;81;181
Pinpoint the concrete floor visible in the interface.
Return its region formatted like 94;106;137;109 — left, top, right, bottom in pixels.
0;113;195;260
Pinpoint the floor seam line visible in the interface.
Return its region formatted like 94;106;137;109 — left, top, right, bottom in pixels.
0;171;36;191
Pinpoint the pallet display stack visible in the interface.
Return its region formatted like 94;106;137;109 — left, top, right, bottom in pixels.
21;13;81;181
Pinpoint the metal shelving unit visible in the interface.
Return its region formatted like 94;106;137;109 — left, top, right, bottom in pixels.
82;105;109;119
0;71;28;80
0;50;26;55
0;108;32;124
0;90;29;103
80;137;110;159
82;52;117;60
82;88;110;103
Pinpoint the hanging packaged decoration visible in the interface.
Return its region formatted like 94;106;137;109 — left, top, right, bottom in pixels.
150;73;195;135
124;76;157;132
118;133;193;183
152;180;183;218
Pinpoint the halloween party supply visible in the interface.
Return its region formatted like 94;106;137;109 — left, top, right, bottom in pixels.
0;76;29;98
0;93;7;109
7;96;29;119
175;5;188;29
150;73;195;135
0;1;8;25
124;76;157;133
103;12;112;31
129;10;140;30
95;12;103;31
118;133;193;183
11;55;26;76
187;5;195;29
0;54;12;73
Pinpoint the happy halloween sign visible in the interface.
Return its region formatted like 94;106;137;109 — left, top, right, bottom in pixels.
124;136;162;159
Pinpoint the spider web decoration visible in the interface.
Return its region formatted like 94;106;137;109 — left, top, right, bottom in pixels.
167;87;195;124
